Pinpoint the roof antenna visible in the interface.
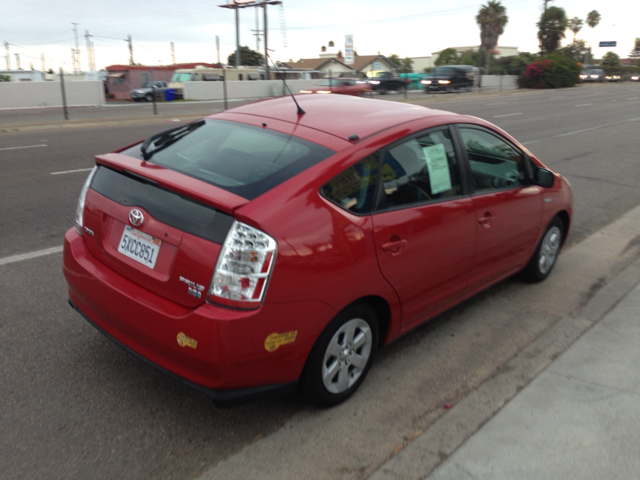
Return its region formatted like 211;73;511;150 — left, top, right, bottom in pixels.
266;49;305;115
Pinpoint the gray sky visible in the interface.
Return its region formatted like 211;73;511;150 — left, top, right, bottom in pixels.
3;0;637;71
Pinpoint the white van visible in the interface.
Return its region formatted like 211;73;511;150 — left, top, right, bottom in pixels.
168;67;263;98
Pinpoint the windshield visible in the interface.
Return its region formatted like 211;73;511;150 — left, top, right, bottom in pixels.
121;120;336;200
170;72;193;82
433;67;455;75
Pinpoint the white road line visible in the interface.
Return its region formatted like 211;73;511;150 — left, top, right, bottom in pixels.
51;167;94;175
521;117;640;145
628;97;638;100
493;113;523;118
0;144;47;152
0;246;63;266
574;103;593;107
487;102;509;105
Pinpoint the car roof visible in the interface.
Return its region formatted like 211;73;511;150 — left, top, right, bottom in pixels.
216;94;461;143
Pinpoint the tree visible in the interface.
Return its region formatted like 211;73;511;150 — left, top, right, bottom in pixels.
568;17;583;42
586;10;601;31
328;40;335;48
435;48;460;66
557;39;588;62
227;46;263;66
476;1;508;73
400;57;414;73
601;51;621;74
519;53;580;89
537;6;567;53
321;46;327;53
630;38;640;61
387;54;402;69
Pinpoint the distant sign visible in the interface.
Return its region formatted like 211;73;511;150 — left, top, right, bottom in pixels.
599;41;617;47
345;35;354;65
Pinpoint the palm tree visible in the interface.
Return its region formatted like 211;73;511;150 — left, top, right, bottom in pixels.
537;6;567;53
476;1;508;73
568;17;583;42
586;10;601;31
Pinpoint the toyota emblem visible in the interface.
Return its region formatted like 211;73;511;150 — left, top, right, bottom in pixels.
129;209;144;227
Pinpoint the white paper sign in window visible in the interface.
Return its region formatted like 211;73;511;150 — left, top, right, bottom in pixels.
422;144;452;195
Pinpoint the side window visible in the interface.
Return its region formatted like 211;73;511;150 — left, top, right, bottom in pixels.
320;154;380;214
459;127;527;193
377;127;461;210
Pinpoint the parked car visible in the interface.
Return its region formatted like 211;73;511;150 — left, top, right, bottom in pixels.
63;94;572;407
129;81;168;102
300;78;371;96
631;74;640;82
422;65;476;93
604;73;621;82
580;69;605;83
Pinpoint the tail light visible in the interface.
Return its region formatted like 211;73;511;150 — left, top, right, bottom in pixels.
208;221;277;308
74;166;98;235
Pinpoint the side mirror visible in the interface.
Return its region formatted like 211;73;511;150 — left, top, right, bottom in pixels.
535;168;555;188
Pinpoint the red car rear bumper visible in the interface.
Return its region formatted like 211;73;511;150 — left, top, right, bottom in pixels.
63;228;333;404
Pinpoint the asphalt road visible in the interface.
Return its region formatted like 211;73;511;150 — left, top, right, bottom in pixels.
1;83;639;479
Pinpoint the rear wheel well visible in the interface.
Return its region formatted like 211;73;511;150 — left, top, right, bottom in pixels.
356;296;390;349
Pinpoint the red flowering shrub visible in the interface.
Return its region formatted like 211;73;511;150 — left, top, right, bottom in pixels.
518;55;580;89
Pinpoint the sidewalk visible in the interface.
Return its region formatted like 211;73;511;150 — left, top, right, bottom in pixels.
372;260;640;480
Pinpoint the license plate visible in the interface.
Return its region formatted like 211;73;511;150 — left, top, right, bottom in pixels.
117;225;162;269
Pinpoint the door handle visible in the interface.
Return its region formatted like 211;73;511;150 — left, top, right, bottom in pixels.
478;211;495;228
382;239;408;253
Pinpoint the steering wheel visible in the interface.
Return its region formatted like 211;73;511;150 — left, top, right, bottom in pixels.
492;171;520;189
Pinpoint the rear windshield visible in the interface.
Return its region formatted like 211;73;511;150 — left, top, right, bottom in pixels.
120;119;335;200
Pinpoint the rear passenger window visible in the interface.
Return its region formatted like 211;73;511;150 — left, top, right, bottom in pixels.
459;127;527;193
376;127;461;210
320;154;380;214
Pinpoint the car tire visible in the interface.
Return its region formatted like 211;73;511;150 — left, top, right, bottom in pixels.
301;302;379;407
145;93;153;102
522;216;564;282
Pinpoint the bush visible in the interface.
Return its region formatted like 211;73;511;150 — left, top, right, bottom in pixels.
518;54;580;89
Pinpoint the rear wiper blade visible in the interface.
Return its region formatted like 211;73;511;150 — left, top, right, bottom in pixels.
140;120;206;161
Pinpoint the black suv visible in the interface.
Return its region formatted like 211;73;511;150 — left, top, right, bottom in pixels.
422;65;476;93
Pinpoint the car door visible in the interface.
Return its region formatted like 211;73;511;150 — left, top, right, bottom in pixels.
456;125;543;291
371;126;476;330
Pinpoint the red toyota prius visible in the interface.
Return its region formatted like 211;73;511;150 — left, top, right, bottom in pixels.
63;94;572;407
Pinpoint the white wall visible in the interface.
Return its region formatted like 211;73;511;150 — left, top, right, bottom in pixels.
480;75;518;89
0;80;105;109
183;79;320;101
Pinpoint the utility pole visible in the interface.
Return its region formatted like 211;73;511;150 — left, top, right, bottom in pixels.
14;53;21;70
4;42;10;70
72;23;81;73
216;36;220;65
171;42;175;64
85;30;95;71
263;0;268;79
41;53;45;74
219;1;281;73
127;35;134;65
253;8;261;52
235;9;240;67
